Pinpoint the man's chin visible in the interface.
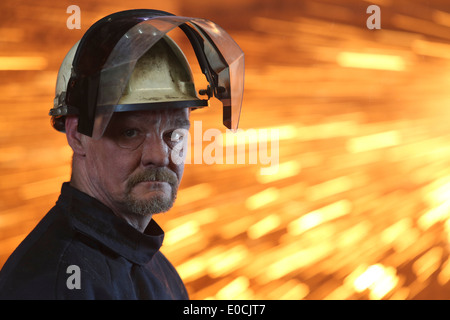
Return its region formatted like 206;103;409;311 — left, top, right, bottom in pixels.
125;189;177;216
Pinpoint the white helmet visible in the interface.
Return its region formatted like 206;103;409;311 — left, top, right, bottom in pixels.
116;36;200;106
49;9;245;139
51;41;79;132
52;36;202;131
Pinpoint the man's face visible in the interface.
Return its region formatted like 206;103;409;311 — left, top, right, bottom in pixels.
81;108;190;217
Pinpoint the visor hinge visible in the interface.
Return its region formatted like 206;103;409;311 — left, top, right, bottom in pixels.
199;85;213;99
49;106;67;116
215;86;226;99
49;105;79;116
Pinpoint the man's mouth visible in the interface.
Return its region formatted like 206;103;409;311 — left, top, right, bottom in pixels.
126;168;178;193
140;180;169;185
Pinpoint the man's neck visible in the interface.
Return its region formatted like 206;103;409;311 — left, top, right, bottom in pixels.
69;178;152;233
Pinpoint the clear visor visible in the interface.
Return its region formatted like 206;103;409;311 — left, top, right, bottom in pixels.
93;16;244;139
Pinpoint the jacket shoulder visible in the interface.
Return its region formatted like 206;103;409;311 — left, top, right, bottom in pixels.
0;206;113;299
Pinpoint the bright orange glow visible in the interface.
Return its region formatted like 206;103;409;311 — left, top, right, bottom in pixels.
349;264;399;299
288;200;352;235
3;0;450;301
257;160;301;183
164;221;200;246
347;131;401;153
336;52;406;71
432;10;450;28
215;276;250;300
247;214;281;239
437;256;450;285
412;39;450;59
0;57;47;70
412;247;443;282
245;187;280;210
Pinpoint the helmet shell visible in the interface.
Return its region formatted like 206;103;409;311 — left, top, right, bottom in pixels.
49;9;244;137
118;36;199;105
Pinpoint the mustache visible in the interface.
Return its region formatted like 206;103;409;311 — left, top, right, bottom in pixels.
126;167;178;191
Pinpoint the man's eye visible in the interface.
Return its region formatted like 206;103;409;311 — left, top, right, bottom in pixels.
170;129;187;143
122;129;139;138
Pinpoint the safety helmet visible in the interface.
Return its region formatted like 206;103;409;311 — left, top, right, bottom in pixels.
49;9;245;139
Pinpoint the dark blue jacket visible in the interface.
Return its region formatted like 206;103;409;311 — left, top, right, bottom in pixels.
0;183;189;300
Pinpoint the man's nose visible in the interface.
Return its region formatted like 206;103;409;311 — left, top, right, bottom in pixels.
140;134;170;167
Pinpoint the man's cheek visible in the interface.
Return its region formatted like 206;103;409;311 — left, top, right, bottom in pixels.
174;165;185;185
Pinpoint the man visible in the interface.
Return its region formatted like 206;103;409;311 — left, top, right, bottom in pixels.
0;9;244;299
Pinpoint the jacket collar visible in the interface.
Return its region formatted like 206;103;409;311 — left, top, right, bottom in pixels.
56;182;164;265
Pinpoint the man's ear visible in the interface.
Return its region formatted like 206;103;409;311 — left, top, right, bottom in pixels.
65;116;86;156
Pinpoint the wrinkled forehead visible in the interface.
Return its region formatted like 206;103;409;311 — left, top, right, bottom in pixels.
107;108;191;129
